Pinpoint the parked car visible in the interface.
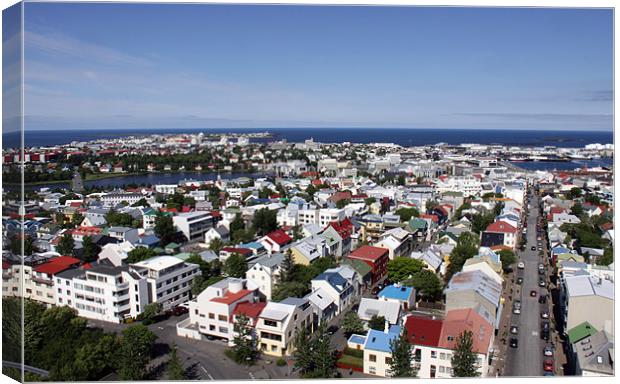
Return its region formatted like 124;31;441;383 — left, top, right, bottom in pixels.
172;305;189;316
541;321;550;340
541;310;550;319
530;290;537;297
513;300;521;314
538;295;547;304
510;325;519;334
517;262;525;269
538;263;545;271
517;277;524;285
539;278;546;287
509;338;519;348
544;345;554;357
531;246;537;251
543;359;554;372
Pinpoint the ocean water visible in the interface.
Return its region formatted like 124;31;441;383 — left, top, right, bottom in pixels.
2;128;614;149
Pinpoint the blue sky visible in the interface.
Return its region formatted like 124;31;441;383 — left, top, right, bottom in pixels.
15;3;614;131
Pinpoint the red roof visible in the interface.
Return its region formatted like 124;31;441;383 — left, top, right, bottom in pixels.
2;261;10;270
211;210;222;218
266;229;292;246
311;179;323;186
600;222;614;231
69;202;82;208
327;218;354;240
211;289;253;305
438;308;493;355
329;191;352;203
34;256;81;275
349;246;388;262
420;214;439;223
222;247;253;256
232;301;267;323
301;171;319;178
405;315;443;347
69;226;103;236
485;221;517;234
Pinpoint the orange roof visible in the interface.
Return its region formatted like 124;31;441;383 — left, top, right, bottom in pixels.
349;245;388;262
485;221;517;234
34;256;81;275
438;308;493;355
232;301;267;322
211;289;253;305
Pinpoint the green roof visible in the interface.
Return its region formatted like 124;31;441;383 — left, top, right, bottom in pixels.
342;258;372;277
567;322;598;344
408;218;428;230
173;252;193;261
165;242;180;249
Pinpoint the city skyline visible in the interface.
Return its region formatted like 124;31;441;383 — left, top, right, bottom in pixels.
6;4;616;131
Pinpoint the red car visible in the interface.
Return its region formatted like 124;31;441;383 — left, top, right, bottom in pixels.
543;359;554;372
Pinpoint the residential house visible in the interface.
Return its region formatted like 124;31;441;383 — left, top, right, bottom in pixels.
256;297;314;356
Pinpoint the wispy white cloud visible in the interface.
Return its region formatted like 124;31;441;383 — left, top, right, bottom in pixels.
25;29;153;67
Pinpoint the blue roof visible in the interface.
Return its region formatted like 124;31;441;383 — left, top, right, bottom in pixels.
364;325;401;353
239;242;264;250
552;246;571;255
348;334;367;345
135;234;160;245
378;284;414;301
314;272;348;292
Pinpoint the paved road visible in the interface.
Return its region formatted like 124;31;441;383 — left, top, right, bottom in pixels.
504;193;550;377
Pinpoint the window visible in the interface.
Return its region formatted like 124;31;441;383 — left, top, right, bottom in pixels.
271;345;277;352
219;327;228;333
385;357;392;364
439;366;445;373
431;351;437;358
218;314;228;322
264;319;278;327
369;354;376;363
440;353;446;360
368;367;376;374
209;325;215;331
66;281;70;285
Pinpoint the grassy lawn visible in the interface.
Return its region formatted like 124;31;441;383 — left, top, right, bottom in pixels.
338;354;363;368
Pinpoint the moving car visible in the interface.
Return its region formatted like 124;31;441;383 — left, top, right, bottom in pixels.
541;310;550;319
530;290;537;297
517;262;525;269
543;359;554;372
509;338;519;348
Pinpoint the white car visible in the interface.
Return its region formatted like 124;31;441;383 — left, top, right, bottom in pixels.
517;262;525;269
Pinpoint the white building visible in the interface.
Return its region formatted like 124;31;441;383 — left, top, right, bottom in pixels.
246;253;284;301
256;297;314;357
173;211;214;241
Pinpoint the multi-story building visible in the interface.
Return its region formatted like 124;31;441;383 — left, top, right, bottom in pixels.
256;297;313;357
179;278;258;344
131;255;201;310
100;192;143;206
173;211;214;242
55;261;150;323
246;253;284;301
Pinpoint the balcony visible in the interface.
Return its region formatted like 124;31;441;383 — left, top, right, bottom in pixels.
31;276;53;286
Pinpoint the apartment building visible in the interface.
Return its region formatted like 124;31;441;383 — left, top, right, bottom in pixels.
246;253;284;301
100;192;143;206
55;261;149;323
131;255;201;310
173;211;214;241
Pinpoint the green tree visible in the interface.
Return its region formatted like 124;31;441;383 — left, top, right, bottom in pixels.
341;312;365;336
230;314;259;365
230;213;245;233
71;212;84;227
140;302;162;325
209;237;225;254
81;236;101;263
131;198;150;207
451;330;480;377
224;253;248;278
116;324;158;380
292;224;303;240
395;207;420;222
498;250;517;273
364;197;376;206
389;328;416;377
566;187;582;200
252;208;278;236
387;257;425;283
471;213;494;234
407;269;443;301
447;232;479;279
126;247;157;264
293;326;314;375
336;199;351;209
570;203;584;217
57;233;76;256
598;246;613;266
277;250;296;285
154;216;176;245
166;343;186;380
368;315;386;331
310;321;337;378
9;234;35;256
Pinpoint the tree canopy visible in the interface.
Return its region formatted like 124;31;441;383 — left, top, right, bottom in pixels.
451;330;480;377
